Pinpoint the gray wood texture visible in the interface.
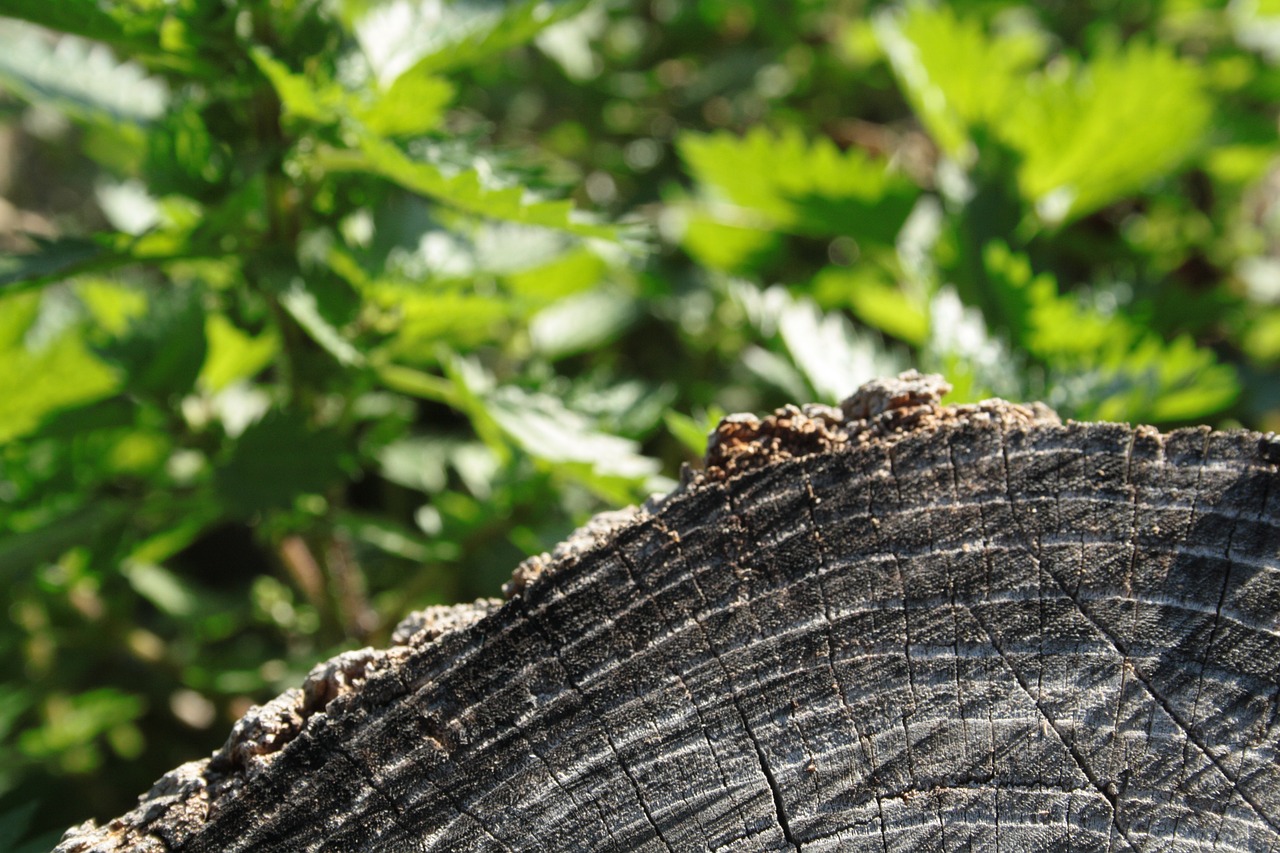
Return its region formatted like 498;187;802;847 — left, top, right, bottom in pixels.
56;373;1280;851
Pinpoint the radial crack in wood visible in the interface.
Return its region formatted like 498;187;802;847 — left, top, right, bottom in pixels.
56;372;1280;852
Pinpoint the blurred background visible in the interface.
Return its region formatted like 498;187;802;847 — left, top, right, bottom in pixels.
1;0;1278;846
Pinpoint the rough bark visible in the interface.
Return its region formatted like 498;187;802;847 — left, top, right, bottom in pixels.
57;372;1280;852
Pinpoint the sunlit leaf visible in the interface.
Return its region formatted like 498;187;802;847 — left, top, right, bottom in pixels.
486;385;668;500
314;134;623;239
278;279;364;367
813;266;929;346
875;6;1043;161
530;289;638;360
358;70;454;137
250;49;344;124
679;127;918;242
198;313;281;393
121;562;202;618
777;294;904;403
0;333;118;445
352;0;593;83
0;20;167;126
879;6;1211;224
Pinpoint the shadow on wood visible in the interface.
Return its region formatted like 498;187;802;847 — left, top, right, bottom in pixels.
57;373;1280;851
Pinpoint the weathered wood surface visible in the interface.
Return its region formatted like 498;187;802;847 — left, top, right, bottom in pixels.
57;373;1280;852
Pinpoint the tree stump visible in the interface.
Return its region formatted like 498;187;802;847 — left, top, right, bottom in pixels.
57;373;1280;852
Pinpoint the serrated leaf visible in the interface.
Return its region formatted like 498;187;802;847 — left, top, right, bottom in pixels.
358;70;454;137
777;294;904;403
679;127;918;243
980;242;1238;422
0;20;167;126
313;133;622;239
879;7;1210;224
353;0;593;83
250;49;344;123
876;6;1043;161
0;331;118;445
214;411;348;515
278;279;364;367
198;313;281;392
0;236;112;290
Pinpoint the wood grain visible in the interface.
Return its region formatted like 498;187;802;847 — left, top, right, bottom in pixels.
57;373;1280;852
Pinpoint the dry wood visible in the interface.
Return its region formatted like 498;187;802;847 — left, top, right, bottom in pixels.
57;372;1280;851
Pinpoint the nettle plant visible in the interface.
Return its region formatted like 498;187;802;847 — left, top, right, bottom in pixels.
672;4;1246;423
0;0;1272;844
0;0;669;837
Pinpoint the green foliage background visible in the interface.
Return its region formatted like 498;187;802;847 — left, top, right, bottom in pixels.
1;0;1278;844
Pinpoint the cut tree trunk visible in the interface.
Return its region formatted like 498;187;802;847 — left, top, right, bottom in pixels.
57;373;1280;852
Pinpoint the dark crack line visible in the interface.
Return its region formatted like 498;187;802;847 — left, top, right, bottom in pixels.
329;743;417;847
646;494;802;852
1000;424;1280;842
734;691;803;852
995;429;1140;853
962;596;1139;853
616;531;791;850
517;596;678;853
646;516;769;844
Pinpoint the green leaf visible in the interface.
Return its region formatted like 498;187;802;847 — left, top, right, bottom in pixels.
678;127;918;242
278;279;365;367
503;245;608;300
0;291;40;348
485;385;667;501
1004;42;1211;223
0;1;136;45
214;411;348;516
352;0;593;82
0;500;130;582
663;406;724;457
336;511;454;562
0;236;112;291
18;689;144;758
95;287;207;399
0;332;118;445
249;49;344;124
875;6;1043;161
358;70;454;137
981;242;1238;422
121;561;203;618
879;7;1211;224
313;133;623;239
199;313;281;392
0;20;167;126
363;286;512;361
776;294;903;403
529;289;639;360
678;211;779;274
813;266;929;346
